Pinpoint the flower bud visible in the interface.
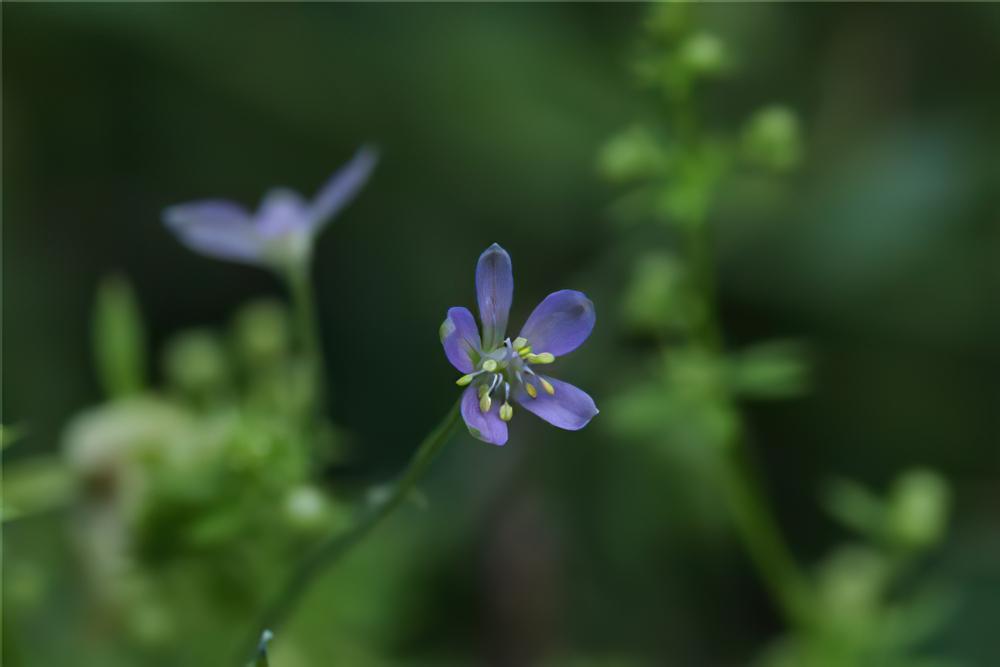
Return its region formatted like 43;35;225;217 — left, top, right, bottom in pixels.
680;33;728;77
888;469;950;549
742;106;803;172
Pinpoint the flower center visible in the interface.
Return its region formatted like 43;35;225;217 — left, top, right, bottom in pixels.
455;337;557;421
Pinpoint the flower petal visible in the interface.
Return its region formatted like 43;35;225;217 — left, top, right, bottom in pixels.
475;243;513;350
461;385;508;446
439;307;481;374
308;146;379;231
518;290;595;357
256;189;310;238
515;375;598;431
163;200;265;264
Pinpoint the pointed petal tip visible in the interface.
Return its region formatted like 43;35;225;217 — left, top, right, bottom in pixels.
355;144;380;166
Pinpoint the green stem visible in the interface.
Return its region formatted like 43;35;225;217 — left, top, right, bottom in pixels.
684;207;812;629
717;441;811;628
235;400;463;665
284;258;328;423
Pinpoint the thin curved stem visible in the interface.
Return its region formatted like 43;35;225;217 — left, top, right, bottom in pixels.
235;399;463;665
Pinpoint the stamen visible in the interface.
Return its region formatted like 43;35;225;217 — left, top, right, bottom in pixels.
540;377;555;395
479;393;492;413
456;370;483;386
499;402;513;421
527;352;554;364
518;346;533;359
512;337;529;351
482;359;499;372
525;383;538;399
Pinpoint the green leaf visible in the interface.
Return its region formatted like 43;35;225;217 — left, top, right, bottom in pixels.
729;340;811;400
823;478;886;540
92;274;148;399
1;456;74;522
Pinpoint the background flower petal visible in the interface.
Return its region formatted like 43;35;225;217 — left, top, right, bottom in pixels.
518;289;595;356
475;243;513;350
162;201;265;264
308;145;379;231
256;188;310;238
515;375;598;431
440;307;481;373
461;385;508;446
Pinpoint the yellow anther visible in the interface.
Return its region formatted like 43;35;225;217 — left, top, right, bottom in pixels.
524;383;538;399
518;346;533;358
499;403;513;422
479;393;492;413
482;359;499;372
527;352;555;364
540;378;555;395
478;383;490;398
456;374;476;386
512;337;529;351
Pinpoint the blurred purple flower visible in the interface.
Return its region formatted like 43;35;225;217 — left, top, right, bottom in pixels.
440;244;598;446
163;146;377;269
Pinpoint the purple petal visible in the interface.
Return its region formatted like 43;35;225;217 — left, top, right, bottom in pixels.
308;146;378;231
163;200;265;264
475;243;513;350
461;385;508;446
518;290;595;357
515;375;598;431
255;189;310;238
440;307;482;374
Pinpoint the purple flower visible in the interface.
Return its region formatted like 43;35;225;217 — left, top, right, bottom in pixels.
440;244;598;446
163;146;377;269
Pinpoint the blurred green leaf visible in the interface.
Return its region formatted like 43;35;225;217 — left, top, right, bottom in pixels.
621;251;703;336
823;478;886;541
2;456;74;522
1;423;27;451
92;274;148;399
729;339;810;400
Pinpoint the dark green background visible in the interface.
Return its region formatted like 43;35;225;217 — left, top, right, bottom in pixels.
5;3;999;665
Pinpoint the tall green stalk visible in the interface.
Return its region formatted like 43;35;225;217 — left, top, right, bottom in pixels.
284;258;328;419
235;400;463;665
685;212;812;630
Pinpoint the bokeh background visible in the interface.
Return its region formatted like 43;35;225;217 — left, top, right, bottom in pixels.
4;3;999;666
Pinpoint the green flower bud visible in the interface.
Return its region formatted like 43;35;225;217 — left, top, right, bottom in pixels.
162;329;230;399
742;105;803;172
233;299;290;368
680;33;728;77
888;469;950;549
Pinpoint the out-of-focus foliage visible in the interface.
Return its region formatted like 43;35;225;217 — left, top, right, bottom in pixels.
601;4;960;667
43;284;352;662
